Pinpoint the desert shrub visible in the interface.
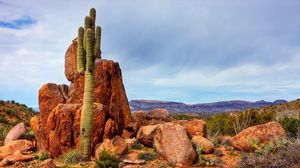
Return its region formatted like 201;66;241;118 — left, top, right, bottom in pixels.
233;110;253;134
279;117;300;138
39;151;50;160
206;113;235;136
0;124;10;141
0;115;9;124
95;150;118;168
195;145;222;167
20;130;35;141
61;149;81;164
239;138;300;168
138;151;158;161
172;114;200;120
129;142;143;150
5;109;15;116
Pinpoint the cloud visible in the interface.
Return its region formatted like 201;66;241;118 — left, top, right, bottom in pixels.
0;16;36;29
0;0;299;107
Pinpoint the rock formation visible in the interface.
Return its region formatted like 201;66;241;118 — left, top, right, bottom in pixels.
31;40;132;157
153;123;197;167
231;121;286;152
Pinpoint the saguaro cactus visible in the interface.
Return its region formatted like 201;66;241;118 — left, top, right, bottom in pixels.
77;8;101;160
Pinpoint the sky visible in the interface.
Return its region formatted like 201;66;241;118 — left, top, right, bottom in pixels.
0;0;300;107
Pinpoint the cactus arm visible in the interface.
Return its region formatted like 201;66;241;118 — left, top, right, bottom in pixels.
84;16;92;49
77;27;85;74
94;26;101;59
86;29;94;72
90;8;96;31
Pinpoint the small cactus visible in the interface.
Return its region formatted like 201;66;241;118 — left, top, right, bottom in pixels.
77;8;101;160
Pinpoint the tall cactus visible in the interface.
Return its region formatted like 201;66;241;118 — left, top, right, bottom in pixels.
77;8;101;160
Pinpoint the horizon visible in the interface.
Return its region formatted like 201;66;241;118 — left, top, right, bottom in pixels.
1;0;300;107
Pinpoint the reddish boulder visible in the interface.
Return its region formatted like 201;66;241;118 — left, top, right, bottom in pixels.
39;83;66;130
102;119;116;140
176;119;207;138
191;136;214;154
136;124;160;147
64;39;78;82
95;136;128;159
231;121;286;152
0;154;33;167
154;123;196;167
47;103;81;157
4;122;26;145
0;140;34;159
30;116;48;151
148;108;170;120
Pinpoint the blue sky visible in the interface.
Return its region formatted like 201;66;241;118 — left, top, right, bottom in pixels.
0;0;300;107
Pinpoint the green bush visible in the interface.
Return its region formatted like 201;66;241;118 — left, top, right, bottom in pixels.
129;142;143;150
137;152;157;161
0;115;9;124
5;109;15;116
0;124;10;141
61;149;81;164
172;114;201;120
39;151;50;160
206;113;235;136
206;109;275;136
95;150;118;168
279;117;300;138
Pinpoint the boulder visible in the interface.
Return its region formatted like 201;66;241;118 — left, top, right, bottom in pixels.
136;124;160;147
178;119;207;137
64;38;78;82
153;123;196;167
0;154;33;167
38;83;66;131
132;111;148;124
231;121;286;152
4;122;27;145
103;119;116;140
0;140;34;159
30;116;48;151
191;136;214;154
148;108;170;120
47;103;81;157
121;130;134;139
95;136;128;159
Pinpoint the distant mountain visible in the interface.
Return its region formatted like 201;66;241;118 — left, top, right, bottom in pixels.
129;99;288;113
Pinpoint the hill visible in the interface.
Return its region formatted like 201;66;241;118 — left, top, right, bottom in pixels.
0;100;38;127
130;99;288;113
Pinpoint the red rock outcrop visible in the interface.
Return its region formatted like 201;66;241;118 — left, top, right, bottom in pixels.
31;40;132;157
231;121;286;152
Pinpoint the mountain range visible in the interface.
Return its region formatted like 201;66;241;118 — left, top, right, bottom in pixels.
129;99;288;113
